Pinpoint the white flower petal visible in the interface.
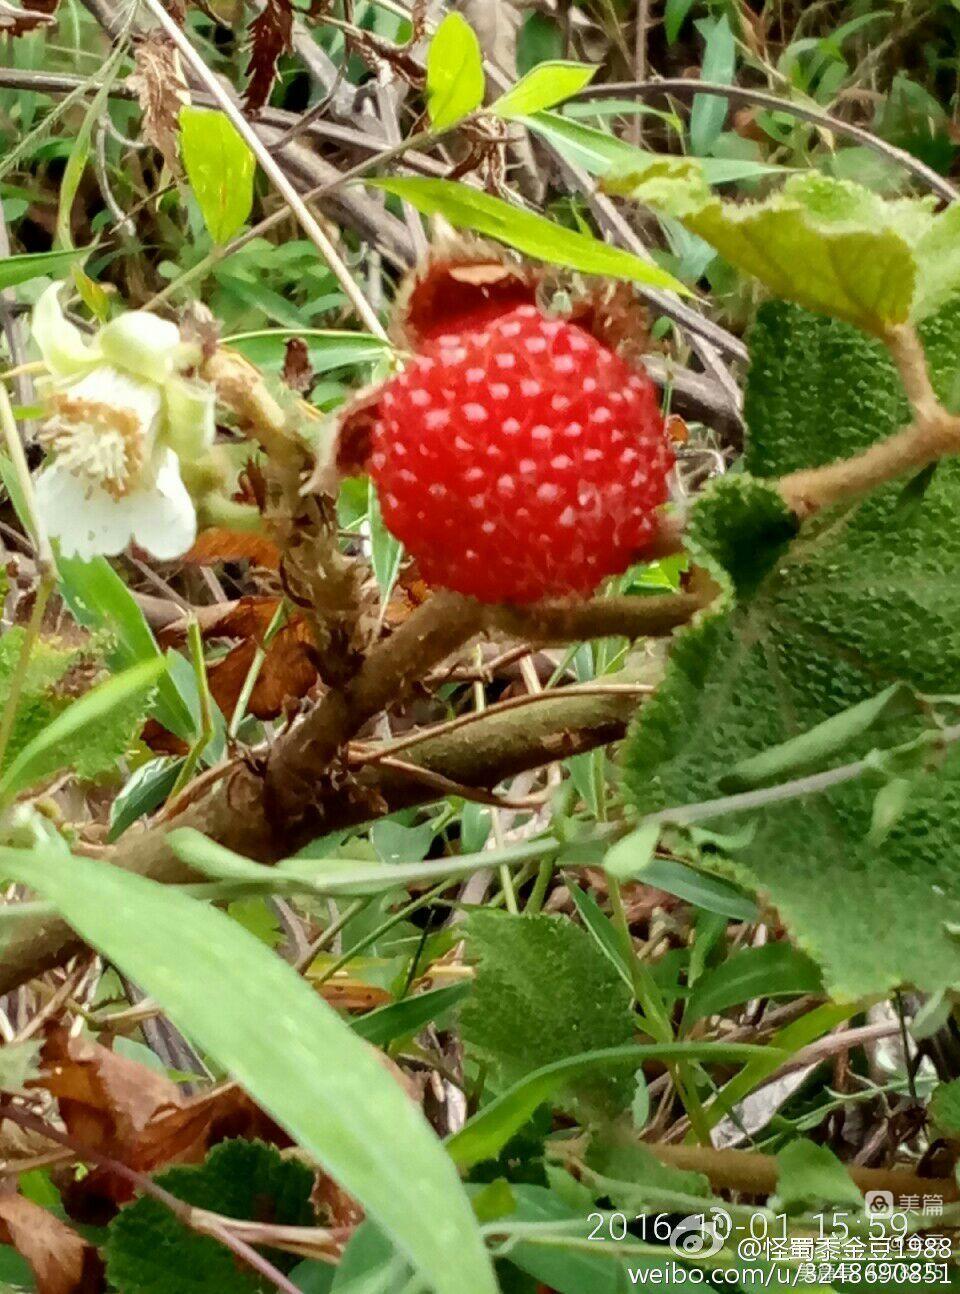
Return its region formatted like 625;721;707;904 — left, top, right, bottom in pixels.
36;462;134;559
164;373;216;460
128;449;196;559
36;449;196;561
99;310;181;384
64;365;164;432
32;283;100;377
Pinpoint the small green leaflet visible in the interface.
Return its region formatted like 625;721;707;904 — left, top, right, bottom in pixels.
369;178;689;295
425;13;485;129
491;61;597;119
179;107;256;243
2;847;497;1294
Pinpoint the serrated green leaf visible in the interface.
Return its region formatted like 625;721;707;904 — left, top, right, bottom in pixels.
106;1140;313;1294
623;299;960;998
180;107;256;243
426;13;485;129
58;555;196;742
491;62;596;119
0;656;162;804
607;165;960;334
2;848;497;1294
459;910;635;1115
369;178;689;296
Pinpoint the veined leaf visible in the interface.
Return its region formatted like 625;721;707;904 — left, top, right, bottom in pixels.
426;13;485;129
684;944;823;1024
623;298;960;997
369;178;689;295
179;107;256;243
491;61;596;119
1;848;497;1294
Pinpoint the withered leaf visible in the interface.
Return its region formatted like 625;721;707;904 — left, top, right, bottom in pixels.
0;1193;103;1294
34;1031;283;1206
244;0;294;113
208;619;318;721
183;527;281;570
128;35;188;174
281;336;316;396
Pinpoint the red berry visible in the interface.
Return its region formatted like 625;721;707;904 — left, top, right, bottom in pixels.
368;305;674;604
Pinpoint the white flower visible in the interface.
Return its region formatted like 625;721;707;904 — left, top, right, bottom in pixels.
31;284;217;562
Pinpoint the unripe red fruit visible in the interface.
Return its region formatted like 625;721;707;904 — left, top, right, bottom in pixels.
368;304;673;604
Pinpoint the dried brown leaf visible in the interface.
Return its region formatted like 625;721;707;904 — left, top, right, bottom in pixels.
0;1193;103;1294
392;245;537;348
183;527;281;570
281;337;315;396
128;35;188;174
244;0;294;113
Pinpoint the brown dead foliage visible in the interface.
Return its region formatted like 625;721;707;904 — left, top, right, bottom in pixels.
0;1191;103;1294
244;0;293;112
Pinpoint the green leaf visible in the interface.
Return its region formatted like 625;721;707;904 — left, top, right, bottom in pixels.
684;944;823;1024
459;910;635;1115
352;983;471;1047
224;329;393;375
623;298;960;998
637;856;758;921
180;107;256;243
521;111;785;185
425;13;485;130
0;1038;41;1094
690;16;735;155
107;1140;313;1294
722;684;917;792
491;62;596;119
109;757;183;841
369;178;689;296
0;247;89;290
774;1139;863;1213
58;555;195;742
0;657;163;805
2;848;497;1294
929;1079;960;1137
447;1040;778;1169
608;166;928;335
602;822;660;882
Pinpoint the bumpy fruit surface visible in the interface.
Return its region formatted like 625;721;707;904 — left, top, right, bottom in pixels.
368;304;673;604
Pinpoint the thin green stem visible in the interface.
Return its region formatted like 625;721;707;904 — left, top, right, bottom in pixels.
0;384;54;571
228;600;288;739
170;619;214;799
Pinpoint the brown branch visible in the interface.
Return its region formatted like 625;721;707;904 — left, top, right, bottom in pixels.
0;644;654;995
777;325;960;517
647;1143;958;1203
